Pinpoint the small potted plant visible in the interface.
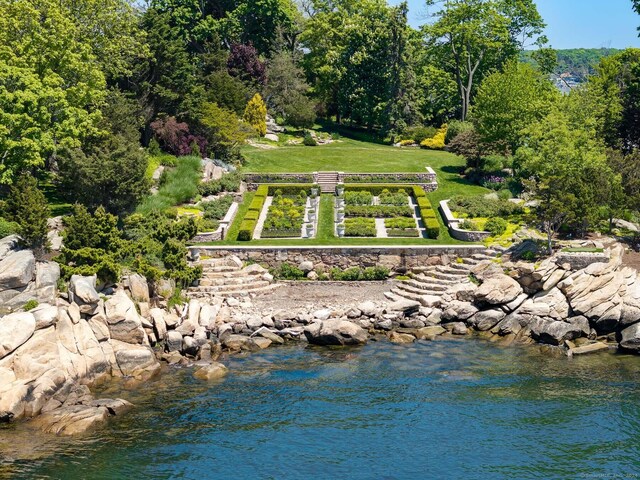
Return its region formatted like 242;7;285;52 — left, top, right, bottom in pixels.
311;187;319;197
308;208;316;221
336;185;344;196
336;208;345;223
306;223;314;237
337;223;345;237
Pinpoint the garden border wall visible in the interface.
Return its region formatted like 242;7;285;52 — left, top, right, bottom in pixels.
188;245;487;272
439;200;491;242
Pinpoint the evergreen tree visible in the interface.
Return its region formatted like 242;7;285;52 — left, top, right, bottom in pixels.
4;177;50;252
244;94;268;136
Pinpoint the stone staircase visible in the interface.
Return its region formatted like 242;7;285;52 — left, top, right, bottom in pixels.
187;256;279;299
315;171;340;194
386;248;504;304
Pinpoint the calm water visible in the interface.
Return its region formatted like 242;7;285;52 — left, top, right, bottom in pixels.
3;338;640;479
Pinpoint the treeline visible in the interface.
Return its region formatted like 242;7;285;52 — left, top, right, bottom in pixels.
521;48;622;79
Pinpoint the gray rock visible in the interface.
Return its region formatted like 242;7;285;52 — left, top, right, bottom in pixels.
69;275;100;311
0;235;19;262
253;326;284;344
474;274;523;305
193;362;228;381
104;290;146;344
299;261;314;273
35;262;60;289
442;301;478;321
127;274;150;303
223;334;260;352
530;317;589;346
165;331;183;352
313;308;332;321
110;340;159;379
0;250;35;290
0;312;36;358
358;301;378;317
469;309;506;331
304;319;368;346
375;318;393;330
386;299;420;317
31;304;58;330
388;331;415;343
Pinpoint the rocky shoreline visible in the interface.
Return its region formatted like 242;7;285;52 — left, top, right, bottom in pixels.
2;235;640;435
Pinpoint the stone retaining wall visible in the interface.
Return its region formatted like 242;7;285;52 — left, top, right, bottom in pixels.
555;252;610;270
188;245;487;271
439;200;491;242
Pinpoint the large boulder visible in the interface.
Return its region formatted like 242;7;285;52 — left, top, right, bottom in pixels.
468;309;506;331
69;275;100;312
473;274;523;305
442;301;478;321
0;250;35;290
104;290;146;344
385;299;420;317
126;274;150;303
530;316;590;345
193;362;228;381
110;340;160;379
619;322;640;352
304;319;368;346
0;312;36;359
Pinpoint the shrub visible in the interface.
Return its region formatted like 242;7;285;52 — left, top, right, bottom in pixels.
404;125;437;144
445;120;474;144
201;196;234;221
275;263;305;280
266;184;315;196
344;205;413;218
378;189;408;206
23;299;39;311
4;176;50;251
485;217;508;236
420;124;447;150
424;218;440;238
459;219;478;231
387;228;420;237
198;173;242;196
385;217;416;229
0;217;19;239
303;133;317;146
237;220;256;241
345;191;373;206
448;195;523;218
244;93;267;136
344;217;376;237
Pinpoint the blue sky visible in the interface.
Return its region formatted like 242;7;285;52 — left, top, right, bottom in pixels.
389;0;640;49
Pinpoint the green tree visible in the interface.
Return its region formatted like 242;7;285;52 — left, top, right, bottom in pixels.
423;0;546;121
265;52;315;123
474;61;559;154
0;0;107;184
198;102;252;158
3;176;50;252
244;93;268;136
515;108;618;249
58;134;149;215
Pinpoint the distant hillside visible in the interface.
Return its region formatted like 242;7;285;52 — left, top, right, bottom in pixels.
521;48;621;80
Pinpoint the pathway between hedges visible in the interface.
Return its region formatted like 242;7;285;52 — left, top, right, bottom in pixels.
253;197;272;240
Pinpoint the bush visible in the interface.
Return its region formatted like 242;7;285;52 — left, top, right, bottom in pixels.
385;217;416;229
345;191;373;206
459;219;478;231
344;184;416;195
328;266;390;281
420;124;447;150
23;299;39;311
0;217;19;239
378;189;408;206
485;217;508;236
445;120;474;144
448;195;523;218
424;218;440;238
344;205;413;218
237;219;256;241
404;125;437;144
303;133;317;146
198;173;242;196
244;93;267;136
274;263;305;280
4;176;50;251
201;196;234;221
266;184;316;196
344;217;376;237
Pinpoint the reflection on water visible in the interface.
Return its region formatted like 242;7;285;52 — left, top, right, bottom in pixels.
2;338;640;479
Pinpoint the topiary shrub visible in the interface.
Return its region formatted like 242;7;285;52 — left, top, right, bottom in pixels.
485;217;508;236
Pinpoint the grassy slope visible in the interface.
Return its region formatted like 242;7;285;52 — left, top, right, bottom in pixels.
137;156;201;214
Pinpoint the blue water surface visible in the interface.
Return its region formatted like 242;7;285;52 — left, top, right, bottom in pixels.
2;337;640;479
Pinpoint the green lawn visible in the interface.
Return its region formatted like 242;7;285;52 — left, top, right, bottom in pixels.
193;138;492;246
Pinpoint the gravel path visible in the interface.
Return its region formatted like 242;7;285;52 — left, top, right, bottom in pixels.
252;281;397;310
252;196;272;239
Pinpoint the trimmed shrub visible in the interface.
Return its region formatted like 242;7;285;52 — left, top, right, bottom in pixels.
485;217;508;236
237;220;256;241
243;210;259;221
344;205;413;218
344;184;414;195
424;218;440;238
344;217;376;237
266;184;317;196
412;186;427;198
420;124;447;150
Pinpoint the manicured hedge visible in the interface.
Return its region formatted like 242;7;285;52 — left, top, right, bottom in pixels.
255;185;269;197
266;184;318;196
412;185;427;198
413;189;440;238
344;205;413;218
243;210;259;221
344;184;412;195
237;220;256;241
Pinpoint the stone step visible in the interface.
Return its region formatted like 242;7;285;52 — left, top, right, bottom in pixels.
198;257;243;268
404;278;450;292
389;288;433;305
199;271;240;279
189;280;271;293
448;262;472;271
201;265;242;273
199;276;265;287
397;283;446;297
189;283;282;298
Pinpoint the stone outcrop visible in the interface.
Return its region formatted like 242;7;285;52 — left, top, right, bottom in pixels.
304;319;368;346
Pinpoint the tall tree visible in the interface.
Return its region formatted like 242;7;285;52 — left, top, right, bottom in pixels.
423;0;546;120
0;0;107;184
473;60;559;154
